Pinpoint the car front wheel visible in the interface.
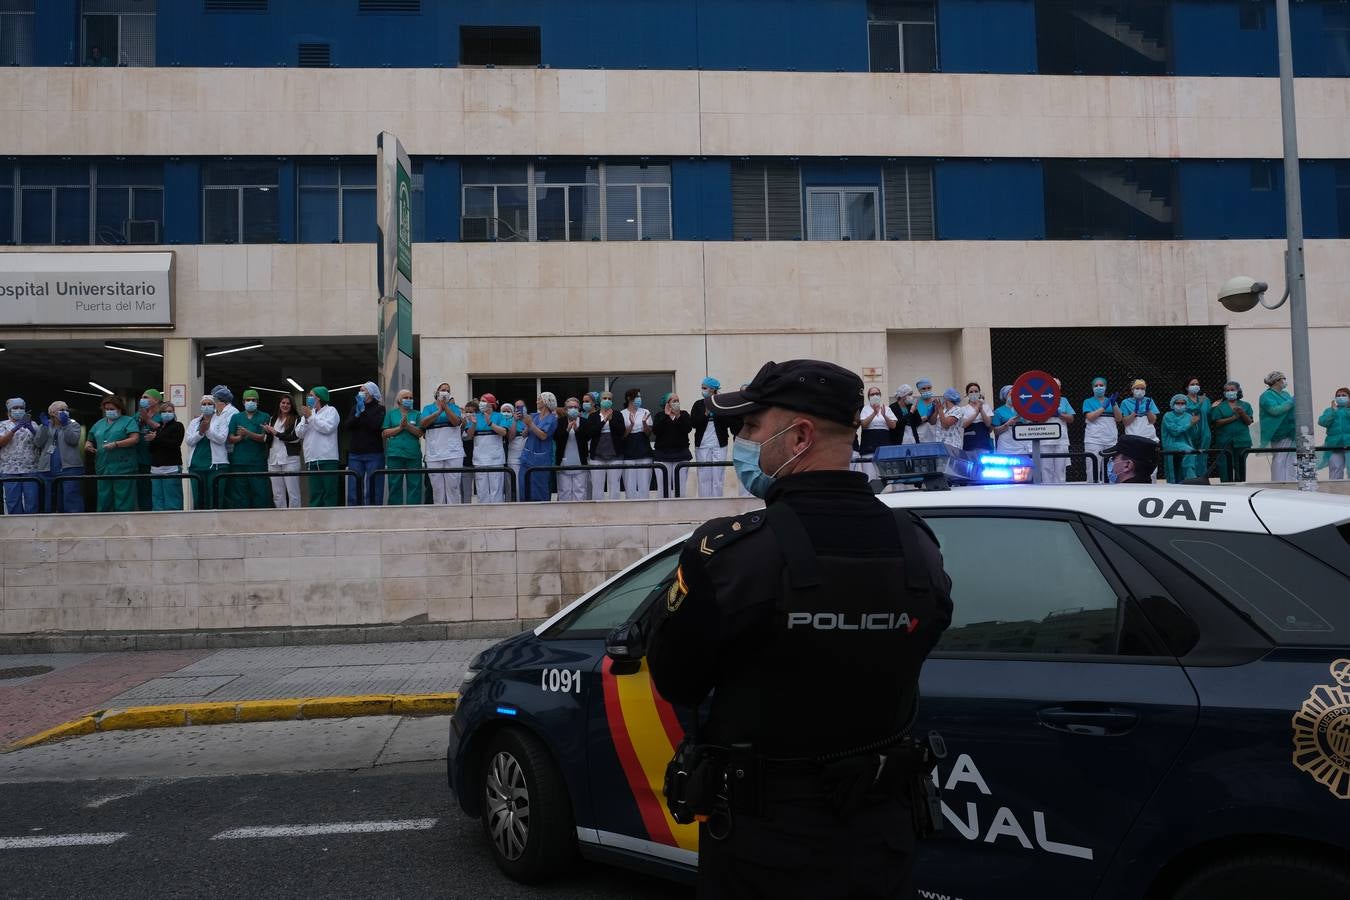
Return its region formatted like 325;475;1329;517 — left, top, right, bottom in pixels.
1172;852;1350;900
480;727;575;883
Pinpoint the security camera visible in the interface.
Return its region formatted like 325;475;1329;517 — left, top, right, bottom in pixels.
1217;276;1268;313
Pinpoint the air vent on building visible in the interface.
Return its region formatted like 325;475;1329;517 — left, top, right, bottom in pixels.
298;42;331;67
359;0;421;12
204;0;268;12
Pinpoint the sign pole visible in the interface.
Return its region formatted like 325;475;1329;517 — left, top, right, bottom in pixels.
376;132;414;402
1030;439;1042;484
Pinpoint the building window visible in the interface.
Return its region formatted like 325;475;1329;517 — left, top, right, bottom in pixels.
16;162;90;245
806;187;879;241
1328;5;1350;77
459;25;541;67
203;162;280;244
6;161;162;246
1249;161;1275;192
298;161;375;243
1237;2;1266;31
1336;163;1350;239
1043;159;1177;239
867;0;937;73
1035;0;1168;76
94;161;164;244
81;0;156;67
462;161;671;243
882;162;935;240
0;1;35;67
731;161;802;240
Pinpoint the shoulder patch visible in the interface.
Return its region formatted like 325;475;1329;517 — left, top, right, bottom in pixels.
691;510;767;557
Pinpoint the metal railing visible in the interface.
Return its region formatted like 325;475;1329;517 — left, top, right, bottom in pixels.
671;459;734;498
368;466;517;504
0;475;48;514
521;462;670;499
51;472;203;512
1037;451;1101;484
210;468;362;508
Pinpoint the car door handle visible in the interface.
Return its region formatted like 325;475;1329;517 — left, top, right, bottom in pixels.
1037;705;1139;736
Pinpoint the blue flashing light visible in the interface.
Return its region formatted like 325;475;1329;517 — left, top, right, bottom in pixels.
980;467;1013;481
979;454;1024;467
496;706;518;717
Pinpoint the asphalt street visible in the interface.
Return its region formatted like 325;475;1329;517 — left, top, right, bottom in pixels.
0;719;691;900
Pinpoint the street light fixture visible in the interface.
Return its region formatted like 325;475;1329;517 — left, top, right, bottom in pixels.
1218;0;1316;491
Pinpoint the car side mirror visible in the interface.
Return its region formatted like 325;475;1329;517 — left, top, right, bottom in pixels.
605;621;646;661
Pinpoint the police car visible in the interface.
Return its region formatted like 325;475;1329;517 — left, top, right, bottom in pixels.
447;484;1350;899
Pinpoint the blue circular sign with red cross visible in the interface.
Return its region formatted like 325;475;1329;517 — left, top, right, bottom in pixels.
1011;370;1061;423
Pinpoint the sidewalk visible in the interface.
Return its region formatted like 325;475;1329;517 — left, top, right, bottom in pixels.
0;639;497;750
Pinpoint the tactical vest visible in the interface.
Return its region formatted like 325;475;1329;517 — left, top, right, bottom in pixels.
702;502;942;759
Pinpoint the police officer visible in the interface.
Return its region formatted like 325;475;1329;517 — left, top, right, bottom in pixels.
647;359;954;900
1104;434;1160;484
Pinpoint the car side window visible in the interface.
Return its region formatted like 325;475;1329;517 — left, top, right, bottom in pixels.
542;546;680;640
923;515;1124;655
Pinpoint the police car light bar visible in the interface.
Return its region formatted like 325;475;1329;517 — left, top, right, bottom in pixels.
976;454;1034;484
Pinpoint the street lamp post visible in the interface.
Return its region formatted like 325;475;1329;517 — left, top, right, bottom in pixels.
1274;0;1318;490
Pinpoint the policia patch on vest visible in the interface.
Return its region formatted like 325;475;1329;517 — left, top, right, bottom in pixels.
666;567;689;613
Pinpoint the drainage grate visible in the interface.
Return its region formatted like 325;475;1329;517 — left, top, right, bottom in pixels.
0;665;53;680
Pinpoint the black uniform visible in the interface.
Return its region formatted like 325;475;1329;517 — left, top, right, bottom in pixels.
648;469;953;900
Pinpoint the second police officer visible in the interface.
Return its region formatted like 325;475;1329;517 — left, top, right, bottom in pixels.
647;359;954;900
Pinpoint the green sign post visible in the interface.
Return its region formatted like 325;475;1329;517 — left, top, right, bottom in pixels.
377;132;414;401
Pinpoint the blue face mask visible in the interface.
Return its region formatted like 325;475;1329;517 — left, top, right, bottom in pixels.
161;412;175;422
1188;385;1201;395
731;423;805;499
1338;396;1349;408
919;390;932;401
201;404;215;415
601;399;613;410
244;401;258;413
306;396;317;408
402;398;414;409
1173;405;1187;414
139;398;152;410
1107;459;1119;484
582;403;593;414
633;397;643;409
1224;391;1238;401
1093;385;1106;396
104;409;119;420
9;408;23;421
567;408;579;419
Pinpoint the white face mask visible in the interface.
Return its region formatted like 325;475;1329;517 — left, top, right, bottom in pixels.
1133;389;1146;399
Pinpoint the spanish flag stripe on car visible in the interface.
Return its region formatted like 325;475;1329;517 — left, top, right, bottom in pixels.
602;656;700;852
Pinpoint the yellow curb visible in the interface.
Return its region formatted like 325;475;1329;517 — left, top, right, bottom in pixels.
3;715;98;752
2;692;460;753
97;706;188;732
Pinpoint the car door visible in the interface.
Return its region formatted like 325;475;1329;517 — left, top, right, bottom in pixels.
553;546;700;867
910;510;1200;900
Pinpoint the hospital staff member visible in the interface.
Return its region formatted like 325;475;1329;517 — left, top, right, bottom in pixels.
1040;380;1075;484
585;391;625;501
206;385;239;508
690;377;731;498
857;385;897;479
85;395;139;512
992;386;1028;456
33;401;84;513
263;394;303;508
1183;377;1212;477
1081;377;1118;483
419;383;464;505
1259;371;1296;482
0;398;39;514
297;386;341;506
1210;381;1254;483
468;393;509;503
1161;394;1202;483
519;393;559;502
382;388;425;505
185;395;216;509
1116;380;1159;441
621;388;654;499
134;387;163;510
553;397;589;501
227;389;272;509
1319;388;1350;480
913;378;940;442
147;401;185;511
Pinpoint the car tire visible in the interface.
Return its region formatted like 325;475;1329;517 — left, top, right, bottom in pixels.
1172;852;1350;900
479;727;576;883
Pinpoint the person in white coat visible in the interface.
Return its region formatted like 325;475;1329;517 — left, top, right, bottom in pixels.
205;385;238;508
295;386;341;506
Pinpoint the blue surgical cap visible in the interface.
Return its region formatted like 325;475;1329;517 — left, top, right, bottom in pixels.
916;378;933;389
211;385;233;403
701;377;721;390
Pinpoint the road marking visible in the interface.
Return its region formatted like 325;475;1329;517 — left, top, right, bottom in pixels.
211;818;438;840
0;833;128;850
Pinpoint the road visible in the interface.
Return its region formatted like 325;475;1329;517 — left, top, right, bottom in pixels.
0;718;691;900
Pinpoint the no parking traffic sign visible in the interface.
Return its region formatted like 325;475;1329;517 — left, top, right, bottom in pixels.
1011;370;1060;424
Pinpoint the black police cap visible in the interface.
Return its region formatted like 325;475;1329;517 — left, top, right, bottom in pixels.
1103;434;1160;466
710;359;864;428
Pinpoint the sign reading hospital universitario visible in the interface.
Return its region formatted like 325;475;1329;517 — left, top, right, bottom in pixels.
0;252;173;327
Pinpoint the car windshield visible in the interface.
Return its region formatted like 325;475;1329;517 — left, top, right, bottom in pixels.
1128;526;1350;646
541;547;680;640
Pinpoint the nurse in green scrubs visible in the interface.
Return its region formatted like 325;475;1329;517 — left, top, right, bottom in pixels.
1209;381;1254;482
86;396;140;512
382;388;425;504
228;389;272;508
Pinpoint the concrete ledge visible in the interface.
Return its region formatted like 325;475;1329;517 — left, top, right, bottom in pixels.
0;619;537;654
2;692;460;753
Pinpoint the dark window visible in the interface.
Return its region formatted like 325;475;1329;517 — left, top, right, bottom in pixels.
298;161;376;243
0;2;35;66
297;42;330;67
1336;163;1350;238
460;25;541;67
867;0;937;73
1044;159;1177;239
731;161;802;241
1249;161;1275;192
1238;2;1266;30
82;0;156;67
204;0;267;11
0;163;12;244
463;161;667;242
17;161;93;245
883;162;935;240
1128;527;1350;646
358;0;420;12
924;515;1125;655
1329;5;1350;77
541;546;679;640
94;160;163;245
1036;0;1169;75
203;162;279;244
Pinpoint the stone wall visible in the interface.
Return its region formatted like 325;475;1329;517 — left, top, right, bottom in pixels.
0;499;759;636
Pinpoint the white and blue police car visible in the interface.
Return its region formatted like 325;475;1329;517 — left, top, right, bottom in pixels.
448;483;1350;900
